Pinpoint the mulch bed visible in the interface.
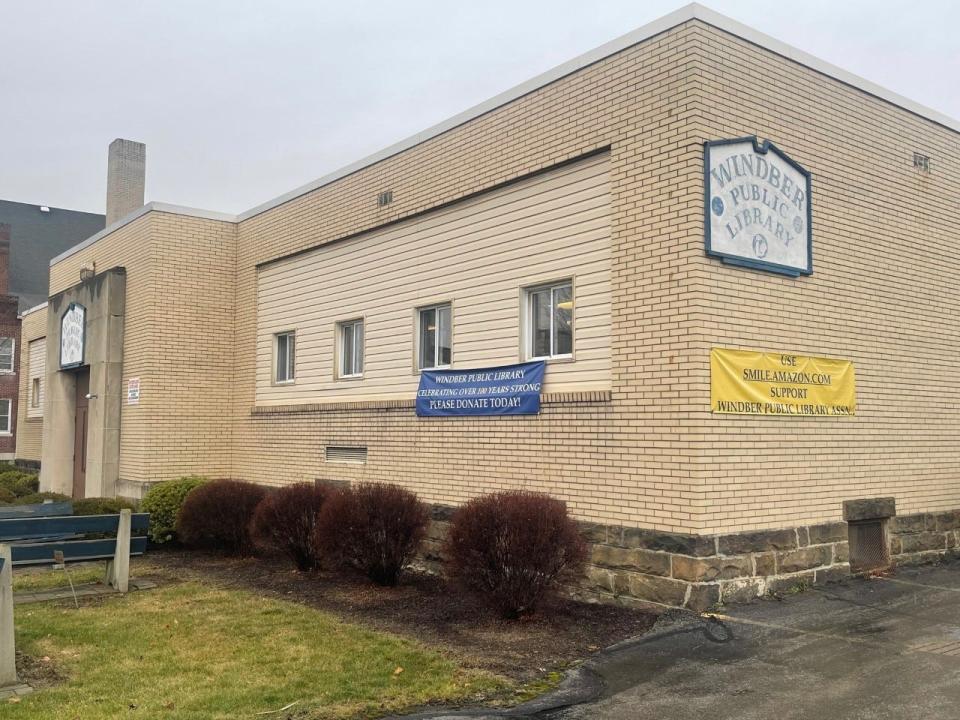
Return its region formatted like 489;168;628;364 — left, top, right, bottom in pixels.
142;549;657;681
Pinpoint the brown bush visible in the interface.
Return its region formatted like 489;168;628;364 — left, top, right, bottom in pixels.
176;479;268;555
250;483;330;570
313;483;428;586
445;490;587;618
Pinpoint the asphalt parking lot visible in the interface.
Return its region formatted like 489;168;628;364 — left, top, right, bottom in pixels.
398;559;960;720
549;560;960;720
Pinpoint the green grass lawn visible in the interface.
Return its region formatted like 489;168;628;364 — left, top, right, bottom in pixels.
12;565;105;592
7;582;507;719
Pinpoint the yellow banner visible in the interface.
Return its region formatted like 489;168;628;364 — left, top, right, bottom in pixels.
711;348;856;416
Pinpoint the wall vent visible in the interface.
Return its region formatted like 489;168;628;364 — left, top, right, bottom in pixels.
842;497;895;574
848;520;891;573
325;445;367;464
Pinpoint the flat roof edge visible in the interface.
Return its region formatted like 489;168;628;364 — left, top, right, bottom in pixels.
235;2;959;223
49;202;237;266
18;301;48;319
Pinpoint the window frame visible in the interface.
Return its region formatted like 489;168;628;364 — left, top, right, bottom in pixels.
273;330;296;385
0;399;11;435
337;318;365;380
0;338;14;374
522;278;575;362
31;377;41;408
415;302;453;373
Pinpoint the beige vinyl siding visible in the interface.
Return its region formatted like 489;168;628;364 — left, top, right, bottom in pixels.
27;338;45;419
15;307;46;462
256;152;611;405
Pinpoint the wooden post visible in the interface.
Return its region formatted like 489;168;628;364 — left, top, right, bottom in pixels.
105;510;132;593
0;544;17;687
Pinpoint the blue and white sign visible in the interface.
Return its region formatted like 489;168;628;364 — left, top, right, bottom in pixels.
416;361;545;417
705;137;813;276
60;303;86;369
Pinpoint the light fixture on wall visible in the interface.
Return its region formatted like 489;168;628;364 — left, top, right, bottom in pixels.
80;262;96;282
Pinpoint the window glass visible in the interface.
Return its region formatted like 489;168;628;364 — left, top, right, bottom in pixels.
0;399;9;433
438;305;452;366
527;282;573;359
419;305;452;370
275;332;295;383
553;284;573;356
419;307;436;369
32;378;40;408
0;338;12;372
530;288;552;359
340;320;364;377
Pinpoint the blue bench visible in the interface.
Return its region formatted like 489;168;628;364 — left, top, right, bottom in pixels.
0;501;74;520
0;506;149;688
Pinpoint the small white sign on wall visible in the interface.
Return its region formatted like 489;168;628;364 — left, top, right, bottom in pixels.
60;303;86;368
127;377;140;405
705;137;813;276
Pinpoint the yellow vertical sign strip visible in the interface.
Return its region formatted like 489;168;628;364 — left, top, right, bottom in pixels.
711;348;856;416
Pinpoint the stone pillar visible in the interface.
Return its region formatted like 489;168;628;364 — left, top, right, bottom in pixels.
40;268;126;498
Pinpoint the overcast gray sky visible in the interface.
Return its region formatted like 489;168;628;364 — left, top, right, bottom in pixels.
1;1;957;215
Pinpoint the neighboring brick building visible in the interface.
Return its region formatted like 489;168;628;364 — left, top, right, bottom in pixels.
0;227;19;459
0;198;105;462
19;6;960;608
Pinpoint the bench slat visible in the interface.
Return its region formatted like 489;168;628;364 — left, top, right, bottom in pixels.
0;513;149;542
0;502;74;519
10;537;147;566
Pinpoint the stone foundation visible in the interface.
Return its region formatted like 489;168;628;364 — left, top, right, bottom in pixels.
421;503;960;612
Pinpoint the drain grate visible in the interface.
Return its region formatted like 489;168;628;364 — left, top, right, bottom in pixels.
848;519;890;573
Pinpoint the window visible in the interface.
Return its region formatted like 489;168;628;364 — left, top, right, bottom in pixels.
338;320;364;378
418;304;452;370
0;399;10;434
274;332;296;383
0;338;13;373
31;378;41;408
526;281;573;360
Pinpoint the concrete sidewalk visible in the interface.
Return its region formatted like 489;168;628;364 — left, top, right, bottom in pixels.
394;560;960;720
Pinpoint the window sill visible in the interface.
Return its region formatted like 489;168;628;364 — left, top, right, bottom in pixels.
529;355;575;364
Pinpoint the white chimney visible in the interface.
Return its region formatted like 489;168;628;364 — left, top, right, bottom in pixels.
106;138;146;225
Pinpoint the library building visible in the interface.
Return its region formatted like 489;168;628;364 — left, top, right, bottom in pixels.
16;5;960;609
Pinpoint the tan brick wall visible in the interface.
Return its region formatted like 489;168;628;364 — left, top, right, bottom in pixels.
689;24;960;532
14;307;46;462
40;19;960;538
227;24;706;532
49;212;237;483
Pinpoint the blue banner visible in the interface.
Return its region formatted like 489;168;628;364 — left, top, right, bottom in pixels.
416;361;545;417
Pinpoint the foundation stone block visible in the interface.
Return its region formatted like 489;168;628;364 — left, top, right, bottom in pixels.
808;522;848;545
843;497;896;522
898;532;946;554
777;545;832;573
628;574;688;606
622;528;716;557
672;555;751;582
718;529;796;555
686;583;721;612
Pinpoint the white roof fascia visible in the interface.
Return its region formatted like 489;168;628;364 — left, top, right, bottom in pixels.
18;301;48;319
235;2;959;222
50;202;238;266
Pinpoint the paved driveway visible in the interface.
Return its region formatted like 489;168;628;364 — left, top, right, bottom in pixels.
549;561;960;720
397;559;960;720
